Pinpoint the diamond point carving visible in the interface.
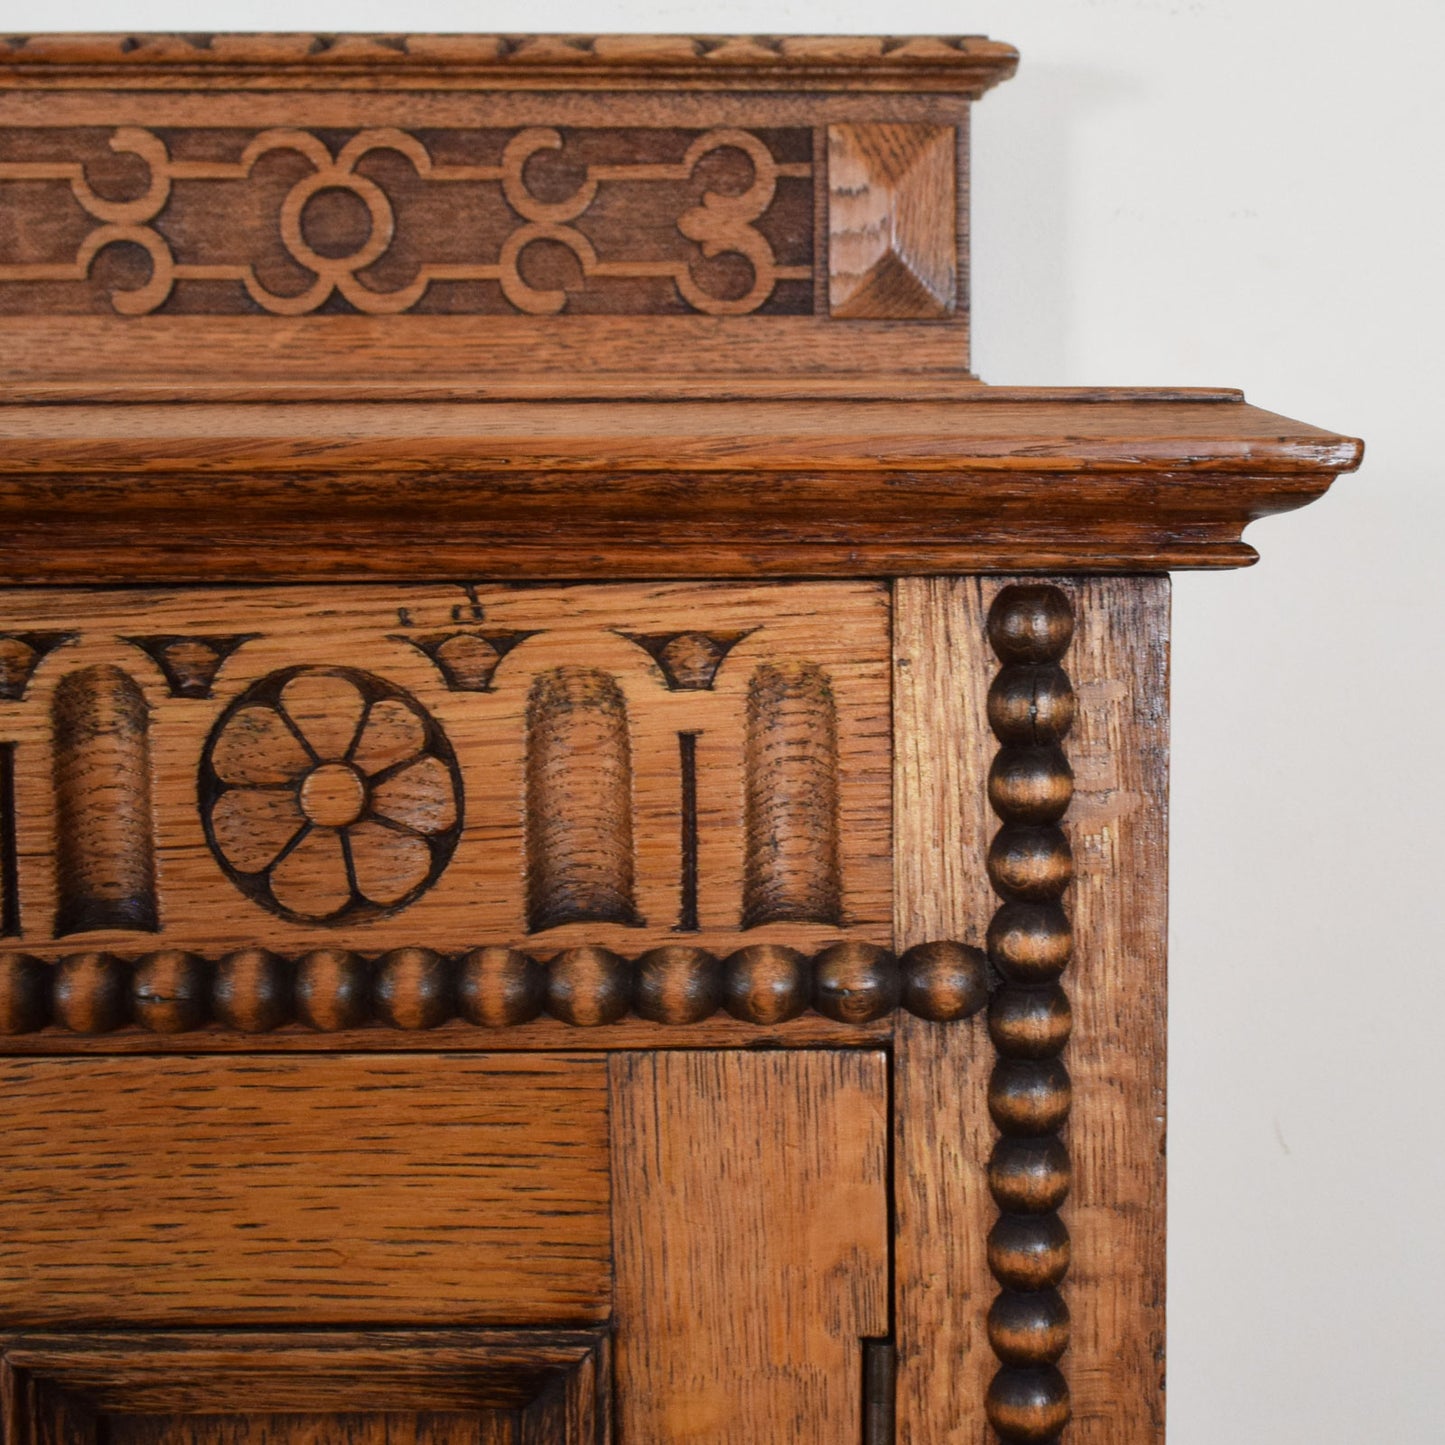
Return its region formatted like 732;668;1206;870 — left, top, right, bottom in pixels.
827;123;957;320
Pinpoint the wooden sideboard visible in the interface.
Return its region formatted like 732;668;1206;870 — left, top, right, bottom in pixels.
0;33;1361;1444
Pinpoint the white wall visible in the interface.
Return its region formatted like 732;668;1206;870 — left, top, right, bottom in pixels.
14;0;1445;1439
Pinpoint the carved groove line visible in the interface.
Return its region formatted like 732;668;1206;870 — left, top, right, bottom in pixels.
742;660;843;928
526;667;639;932
51;665;159;938
0;939;989;1035
0;126;811;317
0;743;18;937
983;584;1077;1444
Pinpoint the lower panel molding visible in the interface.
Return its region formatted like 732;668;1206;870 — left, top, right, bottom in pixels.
0;1329;611;1444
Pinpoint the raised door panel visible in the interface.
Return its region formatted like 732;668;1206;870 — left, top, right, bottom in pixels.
0;1055;611;1326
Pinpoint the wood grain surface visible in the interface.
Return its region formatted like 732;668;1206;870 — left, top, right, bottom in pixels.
0;395;1359;470
0;1009;893;1053
610;1049;888;1444
0;1054;612;1326
1063;577;1169;1444
103;1415;515;1445
0;583;889;963
893;576;998;1444
0;398;1360;579
828;123;957;318
893;575;1168;1443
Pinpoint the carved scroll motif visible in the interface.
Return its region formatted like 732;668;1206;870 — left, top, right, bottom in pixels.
0;126;813;317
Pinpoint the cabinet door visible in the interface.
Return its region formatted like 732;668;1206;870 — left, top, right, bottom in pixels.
0;1051;887;1445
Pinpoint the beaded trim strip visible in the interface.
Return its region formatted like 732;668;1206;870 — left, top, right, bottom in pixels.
982;584;1077;1444
0;939;988;1036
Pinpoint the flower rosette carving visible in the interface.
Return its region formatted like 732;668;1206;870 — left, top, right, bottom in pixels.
200;666;463;924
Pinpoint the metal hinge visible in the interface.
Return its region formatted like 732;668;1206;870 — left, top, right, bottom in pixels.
862;1338;896;1445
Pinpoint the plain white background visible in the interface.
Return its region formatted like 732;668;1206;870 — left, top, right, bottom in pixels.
6;0;1443;1439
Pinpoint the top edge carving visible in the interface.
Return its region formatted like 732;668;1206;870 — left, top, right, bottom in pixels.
0;33;1020;93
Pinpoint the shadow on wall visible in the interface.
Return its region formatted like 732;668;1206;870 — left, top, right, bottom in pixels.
972;62;1144;383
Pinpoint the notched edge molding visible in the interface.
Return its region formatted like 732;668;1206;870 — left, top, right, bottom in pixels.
0;34;1020;95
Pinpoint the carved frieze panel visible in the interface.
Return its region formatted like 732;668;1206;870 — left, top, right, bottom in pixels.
0;582;890;959
0;125;814;317
0;39;994;390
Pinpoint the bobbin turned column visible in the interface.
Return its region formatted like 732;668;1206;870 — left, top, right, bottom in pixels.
985;584;1078;1444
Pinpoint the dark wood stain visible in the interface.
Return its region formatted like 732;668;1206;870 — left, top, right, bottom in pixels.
0;741;19;937
676;730;699;932
0;1328;610;1444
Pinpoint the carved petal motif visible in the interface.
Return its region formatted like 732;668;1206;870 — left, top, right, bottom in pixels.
352;698;427;775
200;664;464;925
269;827;352;919
280;672;367;761
348;821;433;906
209;788;305;875
209;705;312;786
373;755;458;835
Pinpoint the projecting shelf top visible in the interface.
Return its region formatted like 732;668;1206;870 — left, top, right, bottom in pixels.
0;390;1362;582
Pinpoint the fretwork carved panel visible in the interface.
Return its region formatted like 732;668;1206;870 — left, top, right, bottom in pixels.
0;125;814;317
0;582;889;958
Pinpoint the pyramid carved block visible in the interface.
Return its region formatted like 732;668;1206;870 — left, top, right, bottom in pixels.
828;123;958;319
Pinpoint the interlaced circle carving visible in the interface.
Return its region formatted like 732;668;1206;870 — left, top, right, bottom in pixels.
199;666;463;925
0;125;813;316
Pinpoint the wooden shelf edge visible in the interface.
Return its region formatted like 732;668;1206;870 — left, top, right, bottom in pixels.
0;33;1021;95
